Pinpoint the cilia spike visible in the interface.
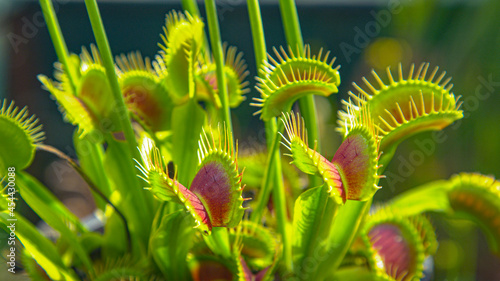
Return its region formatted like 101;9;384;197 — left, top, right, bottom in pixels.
251;44;341;120
136;124;247;235
338;62;463;152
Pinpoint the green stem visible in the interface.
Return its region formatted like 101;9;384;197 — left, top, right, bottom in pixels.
205;0;232;131
84;0;139;159
247;0;267;70
39;0;78;92
315;200;371;280
181;0;201;18
279;0;304;49
84;0;153;249
247;0;291;269
249;120;282;222
278;0;322;188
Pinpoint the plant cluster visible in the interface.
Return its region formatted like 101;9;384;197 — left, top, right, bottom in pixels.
1;0;499;280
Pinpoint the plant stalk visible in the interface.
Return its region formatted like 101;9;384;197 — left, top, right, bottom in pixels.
315;200;371;280
84;0;154;250
205;0;232;131
278;0;321;188
247;0;291;269
39;0;78;93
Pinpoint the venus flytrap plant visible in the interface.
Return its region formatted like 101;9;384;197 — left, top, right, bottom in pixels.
1;0;500;280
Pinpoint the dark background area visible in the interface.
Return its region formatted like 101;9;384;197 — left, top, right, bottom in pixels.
1;0;499;280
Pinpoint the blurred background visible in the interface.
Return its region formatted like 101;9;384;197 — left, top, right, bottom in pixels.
1;0;499;280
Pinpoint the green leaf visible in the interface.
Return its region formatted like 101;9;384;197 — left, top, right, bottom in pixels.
16;172;93;273
79;231;103;257
150;210;195;280
331;267;395;281
73;130;111;210
102;209;127;258
230;221;277;270
0;212;78;281
172;99;206;185
388;179;452;217
104;138;154;253
21;250;52;280
292;184;337;273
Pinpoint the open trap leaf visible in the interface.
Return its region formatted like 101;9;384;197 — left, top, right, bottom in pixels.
136;138;212;234
0;100;44;173
338;63;463;152
447;173;500;256
252;45;341;120
137;125;247;235
196;44;250;108
78;46;116;124
334;103;382;202
116;51;173;131
361;208;427;281
38;74;98;138
39;45;117;138
281;112;344;202
192;125;247;229
281;107;381;203
158;10;204;101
